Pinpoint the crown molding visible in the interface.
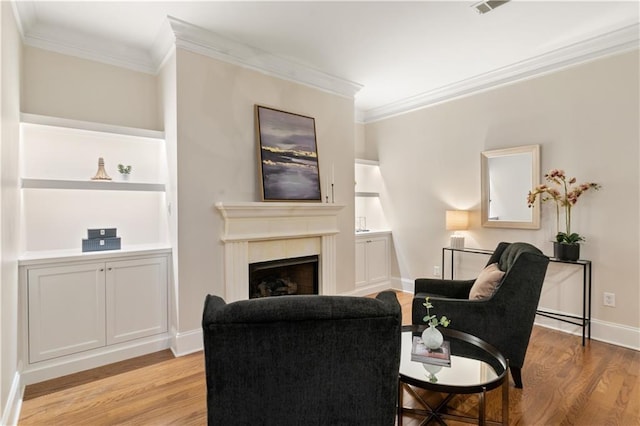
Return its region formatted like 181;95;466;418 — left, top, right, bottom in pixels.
13;9;362;98
150;18;177;71
11;0;31;38
164;17;362;99
14;1;156;73
362;23;640;123
11;5;637;120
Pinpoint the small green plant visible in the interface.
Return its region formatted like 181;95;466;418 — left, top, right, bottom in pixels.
422;297;451;328
117;164;132;175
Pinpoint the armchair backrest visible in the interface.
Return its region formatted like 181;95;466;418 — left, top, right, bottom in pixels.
202;291;402;426
481;242;549;367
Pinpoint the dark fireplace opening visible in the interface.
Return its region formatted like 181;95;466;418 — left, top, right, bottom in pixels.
249;255;319;299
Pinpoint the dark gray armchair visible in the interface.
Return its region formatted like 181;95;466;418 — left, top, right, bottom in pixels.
202;291;402;426
412;242;549;388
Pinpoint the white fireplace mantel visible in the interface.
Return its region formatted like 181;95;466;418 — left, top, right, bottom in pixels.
216;202;345;301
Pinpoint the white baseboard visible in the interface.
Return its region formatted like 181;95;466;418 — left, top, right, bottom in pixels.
20;334;171;386
341;280;393;297
535;315;640;351
172;328;203;357
1;371;23;426
397;277;414;293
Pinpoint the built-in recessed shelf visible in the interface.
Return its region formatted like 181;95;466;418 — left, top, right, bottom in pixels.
355;191;380;197
21;178;165;192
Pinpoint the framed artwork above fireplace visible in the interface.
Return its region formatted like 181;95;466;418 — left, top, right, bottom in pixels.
255;105;322;202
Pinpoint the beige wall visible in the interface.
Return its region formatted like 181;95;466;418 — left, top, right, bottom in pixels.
22;46;161;130
1;2;22;422
367;50;640;337
173;49;356;335
355;122;380;161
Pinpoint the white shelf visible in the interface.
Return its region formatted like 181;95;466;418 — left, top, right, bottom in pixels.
18;244;172;266
21;178;165;192
20;113;164;140
355;191;380;197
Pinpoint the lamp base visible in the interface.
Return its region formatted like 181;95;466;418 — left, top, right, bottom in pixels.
450;235;465;249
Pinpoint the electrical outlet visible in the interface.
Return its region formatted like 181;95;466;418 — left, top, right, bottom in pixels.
604;292;616;307
433;266;441;277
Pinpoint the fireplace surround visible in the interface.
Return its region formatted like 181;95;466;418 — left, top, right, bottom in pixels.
216;202;345;302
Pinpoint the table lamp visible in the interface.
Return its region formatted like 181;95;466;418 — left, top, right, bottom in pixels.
446;210;469;249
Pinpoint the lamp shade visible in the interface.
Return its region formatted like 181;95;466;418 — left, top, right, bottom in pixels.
445;210;469;231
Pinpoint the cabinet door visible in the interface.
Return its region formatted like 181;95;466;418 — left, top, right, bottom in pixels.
105;256;168;345
355;239;367;287
366;237;390;285
28;262;106;363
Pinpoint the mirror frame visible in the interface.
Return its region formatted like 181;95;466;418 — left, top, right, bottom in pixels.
481;144;540;229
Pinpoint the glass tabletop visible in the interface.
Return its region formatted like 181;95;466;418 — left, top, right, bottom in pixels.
399;326;508;393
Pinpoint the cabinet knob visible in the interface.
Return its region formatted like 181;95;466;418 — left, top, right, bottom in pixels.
108;267;112;271
99;268;104;272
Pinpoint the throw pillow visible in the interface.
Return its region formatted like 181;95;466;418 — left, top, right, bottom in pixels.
469;263;505;300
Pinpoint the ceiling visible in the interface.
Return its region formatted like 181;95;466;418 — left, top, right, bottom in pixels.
12;1;640;122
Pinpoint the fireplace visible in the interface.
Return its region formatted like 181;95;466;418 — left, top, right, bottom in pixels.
216;202;344;302
249;255;319;298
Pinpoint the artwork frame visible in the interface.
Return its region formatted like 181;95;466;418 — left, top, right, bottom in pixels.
255;105;322;202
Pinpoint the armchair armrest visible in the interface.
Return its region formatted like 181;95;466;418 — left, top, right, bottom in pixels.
426;297;502;337
414;278;475;299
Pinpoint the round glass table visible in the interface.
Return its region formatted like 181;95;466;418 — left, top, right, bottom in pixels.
398;325;509;426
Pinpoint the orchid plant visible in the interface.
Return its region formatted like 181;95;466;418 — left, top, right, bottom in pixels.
527;169;600;244
422;297;451;328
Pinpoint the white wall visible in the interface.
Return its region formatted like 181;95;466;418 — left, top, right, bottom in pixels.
1;2;22;423
157;51;179;346
173;48;356;339
366;50;640;345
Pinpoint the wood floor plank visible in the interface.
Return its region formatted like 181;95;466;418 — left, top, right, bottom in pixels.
18;291;640;425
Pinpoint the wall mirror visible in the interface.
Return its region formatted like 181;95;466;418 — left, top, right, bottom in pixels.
481;144;540;229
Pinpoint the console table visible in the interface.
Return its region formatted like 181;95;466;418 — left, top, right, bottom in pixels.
442;247;592;346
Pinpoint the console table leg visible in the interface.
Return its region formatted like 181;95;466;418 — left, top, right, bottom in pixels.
479;386;486;426
502;372;509;425
398;382;403;426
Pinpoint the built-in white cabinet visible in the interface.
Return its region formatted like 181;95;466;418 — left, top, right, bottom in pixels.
18;114;172;384
106;256;168;345
27;261;107;363
24;253;169;364
355;232;391;288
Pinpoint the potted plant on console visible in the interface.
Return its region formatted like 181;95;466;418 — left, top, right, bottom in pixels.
527;169;600;261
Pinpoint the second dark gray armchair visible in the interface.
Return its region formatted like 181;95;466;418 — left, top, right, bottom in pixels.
412;242;549;388
202;291;402;425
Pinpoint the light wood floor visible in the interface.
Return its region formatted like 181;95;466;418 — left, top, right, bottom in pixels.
19;291;640;425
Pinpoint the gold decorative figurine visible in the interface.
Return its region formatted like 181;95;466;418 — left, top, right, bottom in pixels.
91;157;112;180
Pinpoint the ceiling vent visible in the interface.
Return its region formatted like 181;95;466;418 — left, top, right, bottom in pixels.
472;0;510;14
